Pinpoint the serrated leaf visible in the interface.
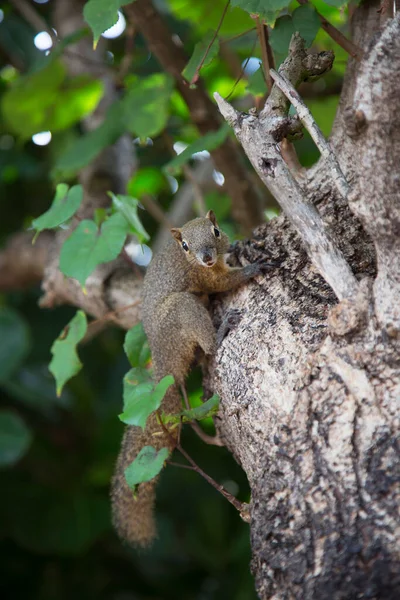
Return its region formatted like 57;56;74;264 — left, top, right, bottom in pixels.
0;411;33;467
32;184;83;240
2;59;103;139
119;373;175;430
110;193;149;243
124;446;170;490
59;213;129;287
292;5;320;48
83;0;131;48
164;124;231;173
49;311;87;396
124;324;151;368
183;30;220;84
247;64;266;96
0;308;31;383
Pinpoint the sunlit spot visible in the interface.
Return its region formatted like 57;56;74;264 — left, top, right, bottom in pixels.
33;0;50;4
102;11;126;39
167;175;179;194
34;31;53;51
125;242;152;267
242;57;261;76
173;141;187;155
133;137;153;146
193;150;210;161
32;131;52;146
212;170;225;186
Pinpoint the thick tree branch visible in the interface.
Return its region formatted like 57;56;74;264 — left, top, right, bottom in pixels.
345;14;400;332
215;35;358;301
126;0;264;233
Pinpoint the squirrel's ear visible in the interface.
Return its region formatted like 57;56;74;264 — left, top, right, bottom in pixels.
171;228;182;242
206;210;218;226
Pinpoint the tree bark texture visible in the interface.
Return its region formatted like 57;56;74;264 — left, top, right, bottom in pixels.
208;6;400;599
1;1;399;598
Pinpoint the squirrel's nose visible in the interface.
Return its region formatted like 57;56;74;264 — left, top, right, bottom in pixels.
202;252;216;266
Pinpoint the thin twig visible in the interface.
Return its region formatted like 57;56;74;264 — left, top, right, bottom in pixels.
225;37;257;100
296;0;363;61
255;17;273;92
270;69;349;200
156;409;247;516
223;27;256;44
189;0;231;84
176;442;248;514
85;300;141;333
167;460;195;471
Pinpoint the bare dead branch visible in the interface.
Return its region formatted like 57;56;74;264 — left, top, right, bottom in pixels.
270;69;350;200
214;34;359;301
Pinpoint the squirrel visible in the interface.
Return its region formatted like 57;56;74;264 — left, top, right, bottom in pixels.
111;210;266;547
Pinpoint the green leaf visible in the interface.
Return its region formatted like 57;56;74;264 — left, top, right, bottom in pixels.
163;394;220;425
182;394;220;421
49;311;88;396
164;124;231;173
59;213;129;287
127;167;167;198
54;75;173;177
292;5;321;48
119;373;175;430
124;324;151;368
110;193;150;243
124;446;170;490
0;411;33;467
31;184;83;240
54;99;126;177
322;0;348;6
2;60;103;139
83;0;131;48
230;0;290;22
124;74;174;140
183;30;220;84
246;64;267;96
270;8;320;60
0;308;31;382
269;15;295;56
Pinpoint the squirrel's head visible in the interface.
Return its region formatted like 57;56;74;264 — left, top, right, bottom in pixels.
170;210;230;268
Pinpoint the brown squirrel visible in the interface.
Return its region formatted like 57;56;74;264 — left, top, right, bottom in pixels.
111;210;266;547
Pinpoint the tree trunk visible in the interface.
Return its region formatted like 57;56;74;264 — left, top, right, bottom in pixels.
208;4;400;598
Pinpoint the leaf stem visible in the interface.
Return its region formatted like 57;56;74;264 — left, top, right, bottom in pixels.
190;0;231;83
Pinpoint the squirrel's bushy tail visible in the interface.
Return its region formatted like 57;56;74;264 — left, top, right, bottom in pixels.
111;384;181;547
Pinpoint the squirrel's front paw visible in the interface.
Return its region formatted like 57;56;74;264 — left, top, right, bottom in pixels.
245;259;280;278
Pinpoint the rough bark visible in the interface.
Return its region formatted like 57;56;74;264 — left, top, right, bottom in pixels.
208;7;400;599
1;1;399;598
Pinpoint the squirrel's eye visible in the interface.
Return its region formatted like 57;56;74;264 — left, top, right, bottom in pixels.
182;240;189;252
214;227;220;238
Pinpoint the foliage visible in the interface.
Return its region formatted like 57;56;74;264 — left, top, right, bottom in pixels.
0;0;351;597
49;311;88;395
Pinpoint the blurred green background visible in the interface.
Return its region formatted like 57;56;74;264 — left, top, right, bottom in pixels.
0;0;347;598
